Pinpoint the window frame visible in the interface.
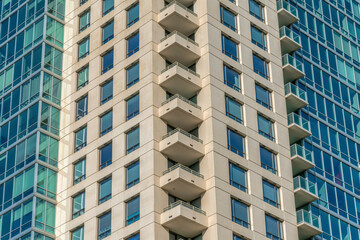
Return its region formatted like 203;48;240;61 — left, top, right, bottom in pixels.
255;84;272;110
251;25;267;50
98;211;111;240
74;158;86;184
102;21;114;44
100;110;113;137
127;32;140;57
72;191;85;219
260;146;277;175
79;9;90;32
99;143;112;170
229;162;247;192
127;2;139;28
126;93;140;120
221;34;239;61
231;198;250;228
99;177;112;204
263;180;280;208
220;5;237;31
102;49;114;74
76;95;88;120
225;96;243;124
100;79;113;105
227;128;245;157
126;196;140;225
257;114;275;141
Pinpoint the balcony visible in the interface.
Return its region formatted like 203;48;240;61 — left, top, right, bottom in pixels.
279;26;301;54
160;163;205;201
161;201;207;238
159;62;201;98
293;176;318;208
290;144;315;175
277;0;299;26
296;210;322;240
158;31;200;66
160;94;202;132
160;128;204;165
288;113;311;144
282;54;305;83
158;1;199;36
284;83;308;113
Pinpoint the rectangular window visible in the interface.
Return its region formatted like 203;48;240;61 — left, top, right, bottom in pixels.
102;50;114;74
223;65;240;91
225;96;243;124
98;212;111;240
127;127;140;154
126;196;140;225
100;111;113;136
126;233;140;240
263;180;280;208
99;177;112;204
251;25;267;50
72;226;84;240
99;143;112;170
265;215;283;240
103;0;114;15
231;198;249;228
253;54;269;79
102;21;114;44
229;162;247;192
233;235;244;240
227;128;245;157
221;35;238;61
127;62;139;88
78;37;90;61
79;10;90;32
258;114;274;141
126;94;139;120
76;96;88;120
74;158;86;184
127;3;139;27
220;5;237;31
77;66;89;90
75;126;87;152
127;32;139;57
255;84;272;109
260;146;277;175
126;161;139;189
249;0;264;21
101;80;113;104
73;192;85;218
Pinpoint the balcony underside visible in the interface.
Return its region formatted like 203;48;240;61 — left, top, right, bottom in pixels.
294;188;318;208
285;93;308;113
291;154;315;175
283;64;305;84
298;222;322;240
288;124;311;144
280;36;301;54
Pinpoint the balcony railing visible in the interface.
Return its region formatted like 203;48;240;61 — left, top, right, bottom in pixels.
277;0;298;17
282;54;304;72
162;128;203;143
279;26;300;45
284;83;307;101
163;200;206;215
162;94;201;109
296;210;321;229
290;144;313;163
293;176;316;195
163;163;204;179
161;31;199;47
160;0;198;17
161;61;200;77
288;113;310;131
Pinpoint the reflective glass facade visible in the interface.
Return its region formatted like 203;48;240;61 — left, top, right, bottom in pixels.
291;0;360;239
0;0;64;237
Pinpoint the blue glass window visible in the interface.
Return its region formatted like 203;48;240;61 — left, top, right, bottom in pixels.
265;215;282;240
75;126;87;152
223;65;240;91
251;25;266;50
99;177;112;204
127;3;139;27
98;212;111;239
222;35;238;61
258;114;274;141
260;146;277;174
100;111;112;136
102;21;114;44
249;0;264;21
126;196;140;225
253;54;269;79
229;162;247;192
103;0;113;15
225;96;243;124
100;143;112;170
127;94;139;120
127;62;140;88
76;96;88;120
127;161;139;189
78;37;89;60
101;80;113;104
73;192;85;218
72;226;84;240
102;50;113;74
127;127;140;154
255;84;271;109
79;10;90;32
227;128;245;157
231;198;249;228
263;180;280;208
233;235;244;240
127;32;139;57
126;233;140;240
74;158;86;184
220;5;237;31
77;66;89;90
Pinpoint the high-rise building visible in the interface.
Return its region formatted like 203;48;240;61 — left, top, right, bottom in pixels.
2;0;360;239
